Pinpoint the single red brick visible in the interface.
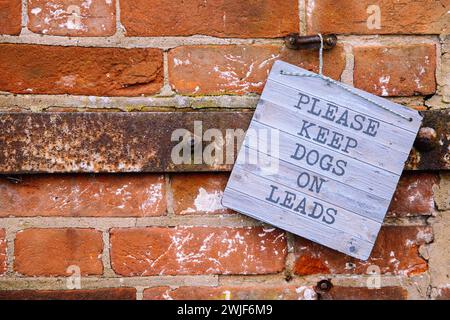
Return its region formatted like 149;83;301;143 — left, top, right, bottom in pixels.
294;226;432;276
318;286;408;300
0;0;21;35
387;173;438;217
306;0;448;35
0;44;163;96
110;227;287;276
143;285;317;300
0;288;136;300
0;229;6;275
168;45;345;95
28;0;116;36
354;44;436;96
171;173;233;215
0;174;166;217
120;0;298;38
15;228;103;276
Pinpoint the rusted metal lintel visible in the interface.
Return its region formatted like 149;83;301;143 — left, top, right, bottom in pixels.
0;110;448;174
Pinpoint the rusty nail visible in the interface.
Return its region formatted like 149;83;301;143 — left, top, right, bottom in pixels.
285;34;337;50
316;279;333;292
414;127;438;152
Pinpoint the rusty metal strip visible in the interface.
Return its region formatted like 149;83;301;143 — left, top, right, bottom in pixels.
0;110;448;173
406;109;450;171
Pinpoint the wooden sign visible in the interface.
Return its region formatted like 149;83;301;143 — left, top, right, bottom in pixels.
222;60;423;260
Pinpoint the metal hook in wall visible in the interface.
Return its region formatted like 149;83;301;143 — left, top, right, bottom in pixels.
285;33;337;50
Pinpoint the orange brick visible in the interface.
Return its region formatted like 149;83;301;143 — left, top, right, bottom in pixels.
168;45;345;95
0;229;6;275
354;44;436;96
143;285;317;300
110;227;287;276
171;173;233;215
15;228;103;276
28;0;116;36
0;44;163;96
0;288;136;300
120;0;299;38
387;173;438;217
294;226;432;276
0;0;21;35
0;174;166;217
306;0;448;35
318;286;408;300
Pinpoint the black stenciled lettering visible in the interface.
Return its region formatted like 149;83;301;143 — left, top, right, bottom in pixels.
295;93;310;110
364;118;381;137
298;120;315;139
294;198;307;215
322;103;338;121
297;171;327;194
307;97;322;116
327;132;344;150
332;160;347;176
343;137;358;153
313;126;330;144
309;202;323;219
323;208;337;225
336;110;349;127
266;185;280;204
280;191;296;209
291;143;347;177
350;114;365;131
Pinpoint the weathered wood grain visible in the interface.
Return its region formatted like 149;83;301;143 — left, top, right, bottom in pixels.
222;61;423;260
255;99;409;173
262;80;417;153
269;60;422;132
235;146;390;221
227;167;381;242
222;187;377;260
246;121;400;200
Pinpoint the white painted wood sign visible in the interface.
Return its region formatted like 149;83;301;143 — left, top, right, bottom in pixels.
222;60;423;260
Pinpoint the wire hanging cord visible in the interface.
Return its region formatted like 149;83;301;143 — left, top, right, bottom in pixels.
279;34;413;122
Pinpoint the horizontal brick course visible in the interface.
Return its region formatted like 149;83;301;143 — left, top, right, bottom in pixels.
120;0;299;38
318;286;408;300
0;288;136;300
294;226;432;276
0;0;21;35
387;173;438;217
110;227;287;276
0;174;166;217
171;173;233;215
28;0;116;36
144;285;317;300
14;228;103;276
306;0;448;35
354;44;436;96
169;45;345;95
0;44;164;96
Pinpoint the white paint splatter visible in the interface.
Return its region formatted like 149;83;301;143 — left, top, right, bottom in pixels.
296;286;317;300
181;187;225;214
379;75;390;96
31;8;42;15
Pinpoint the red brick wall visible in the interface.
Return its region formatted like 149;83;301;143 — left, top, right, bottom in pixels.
0;0;448;300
